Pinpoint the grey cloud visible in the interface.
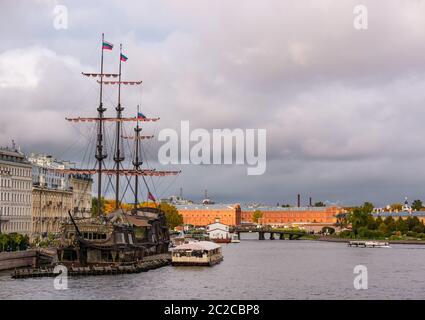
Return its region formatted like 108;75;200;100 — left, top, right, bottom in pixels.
1;0;425;206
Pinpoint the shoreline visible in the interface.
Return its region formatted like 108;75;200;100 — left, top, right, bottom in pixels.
315;237;425;245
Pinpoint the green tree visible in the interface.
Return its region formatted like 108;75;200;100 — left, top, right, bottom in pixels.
91;197;105;216
395;217;408;234
335;213;348;228
390;203;403;211
349;206;371;235
252;210;263;223
0;234;8;252
362;202;374;213
383;216;396;234
378;223;390;236
14;233;24;251
159;202;183;230
411;200;423;211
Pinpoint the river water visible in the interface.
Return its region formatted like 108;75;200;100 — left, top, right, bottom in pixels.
1;235;425;300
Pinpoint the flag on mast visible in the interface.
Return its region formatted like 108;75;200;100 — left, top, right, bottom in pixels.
102;40;113;50
137;112;147;119
120;53;128;62
148;191;156;202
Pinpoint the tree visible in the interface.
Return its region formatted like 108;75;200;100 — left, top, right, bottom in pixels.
395;217;408;234
390;203;403;211
335;213;348;228
252;210;263;223
314;202;325;207
91;197;105;216
383;216;396;234
0;234;8;252
362;202;374;213
158;202;183;230
349;207;369;234
411;200;423;211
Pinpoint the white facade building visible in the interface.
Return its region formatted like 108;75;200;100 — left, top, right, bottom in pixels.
206;218;230;240
0;147;33;235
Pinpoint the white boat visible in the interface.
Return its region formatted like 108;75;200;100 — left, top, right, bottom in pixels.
230;233;240;243
171;241;223;266
348;240;390;248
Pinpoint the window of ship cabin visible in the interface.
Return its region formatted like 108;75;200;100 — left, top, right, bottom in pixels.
115;232;126;244
62;249;77;261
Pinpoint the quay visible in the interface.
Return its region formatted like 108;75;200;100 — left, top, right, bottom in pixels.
12;253;171;279
0;249;54;272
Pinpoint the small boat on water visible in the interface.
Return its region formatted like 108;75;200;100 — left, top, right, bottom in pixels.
171;241;223;266
348;241;390;248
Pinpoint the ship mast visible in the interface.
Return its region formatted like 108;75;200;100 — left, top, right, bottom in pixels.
95;33;108;216
114;44;125;209
133;105;143;209
62;36;180;212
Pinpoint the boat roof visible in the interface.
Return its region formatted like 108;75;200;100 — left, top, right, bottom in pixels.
172;241;220;251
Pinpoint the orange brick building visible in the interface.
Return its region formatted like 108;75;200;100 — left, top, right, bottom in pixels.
175;204;341;227
241;206;341;225
175;204;241;226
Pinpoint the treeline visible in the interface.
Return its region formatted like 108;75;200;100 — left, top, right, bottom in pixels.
0;233;30;252
338;202;425;240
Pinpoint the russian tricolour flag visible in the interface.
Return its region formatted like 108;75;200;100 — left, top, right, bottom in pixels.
102;41;113;50
120;53;128;62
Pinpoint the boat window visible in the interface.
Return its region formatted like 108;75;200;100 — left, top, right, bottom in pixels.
128;234;134;244
115;232;126;244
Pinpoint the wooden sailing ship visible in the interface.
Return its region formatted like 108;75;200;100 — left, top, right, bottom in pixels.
55;34;180;267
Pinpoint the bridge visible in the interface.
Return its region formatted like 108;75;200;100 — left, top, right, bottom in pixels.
232;225;306;240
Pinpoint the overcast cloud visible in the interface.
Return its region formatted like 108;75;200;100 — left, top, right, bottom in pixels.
1;0;425;206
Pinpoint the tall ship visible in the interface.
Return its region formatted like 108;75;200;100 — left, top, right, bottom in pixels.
54;34;180;268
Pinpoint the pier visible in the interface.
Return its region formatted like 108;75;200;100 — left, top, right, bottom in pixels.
12;253;171;279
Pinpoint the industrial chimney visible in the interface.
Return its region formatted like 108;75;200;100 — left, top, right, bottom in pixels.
297;194;301;207
309;197;312;207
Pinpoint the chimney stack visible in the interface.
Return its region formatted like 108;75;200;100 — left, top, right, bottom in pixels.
297;194;301;207
309;197;312;207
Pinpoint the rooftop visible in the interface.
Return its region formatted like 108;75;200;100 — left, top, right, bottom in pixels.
175;204;240;210
373;211;425;217
0;147;30;165
172;241;220;251
240;206;335;212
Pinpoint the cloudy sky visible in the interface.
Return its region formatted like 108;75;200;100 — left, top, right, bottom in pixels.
1;0;425;206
